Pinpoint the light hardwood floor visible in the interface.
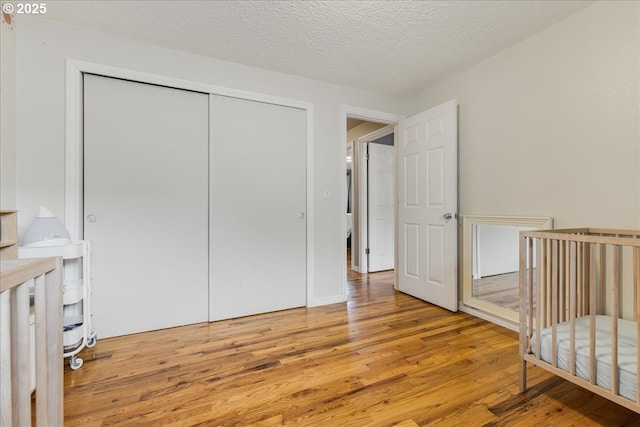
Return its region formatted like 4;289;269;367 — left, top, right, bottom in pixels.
64;262;640;426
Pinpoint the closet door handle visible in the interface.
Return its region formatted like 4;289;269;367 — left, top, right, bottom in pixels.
298;212;305;219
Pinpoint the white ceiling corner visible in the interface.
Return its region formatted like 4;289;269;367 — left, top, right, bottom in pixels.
37;1;593;97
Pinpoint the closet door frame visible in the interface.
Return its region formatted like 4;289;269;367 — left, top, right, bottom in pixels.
64;59;315;308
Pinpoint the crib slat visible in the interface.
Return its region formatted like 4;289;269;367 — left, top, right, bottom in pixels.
536;239;544;359
10;280;31;426
42;263;63;426
551;240;558;368
558;240;564;323
35;272;50;423
598;242;606;314
565;240;570;321
558;240;565;323
528;237;535;345
635;246;640;404
0;290;12;426
585;242;591;316
589;243;597;385
546;239;552;326
519;234;527;392
569;241;577;376
577;242;584;317
564;240;570;322
541;239;547;328
611;245;620;395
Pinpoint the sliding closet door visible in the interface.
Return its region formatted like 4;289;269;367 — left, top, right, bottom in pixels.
84;74;209;338
209;95;306;321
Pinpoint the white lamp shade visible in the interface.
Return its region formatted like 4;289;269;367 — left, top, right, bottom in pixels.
22;207;71;247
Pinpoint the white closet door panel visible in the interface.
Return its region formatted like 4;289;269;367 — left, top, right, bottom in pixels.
84;74;209;338
209;95;306;321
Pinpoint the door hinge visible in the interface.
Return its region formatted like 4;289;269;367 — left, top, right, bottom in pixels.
365;153;369;161
365;248;370;255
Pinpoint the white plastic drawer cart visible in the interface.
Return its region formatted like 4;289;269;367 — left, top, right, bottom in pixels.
19;241;96;369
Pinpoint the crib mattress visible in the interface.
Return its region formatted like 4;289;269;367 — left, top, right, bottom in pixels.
532;315;638;401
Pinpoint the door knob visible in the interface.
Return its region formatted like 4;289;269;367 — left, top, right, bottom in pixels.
87;214;97;223
298;212;305;219
443;212;456;220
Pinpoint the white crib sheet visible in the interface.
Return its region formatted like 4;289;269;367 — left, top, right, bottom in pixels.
531;315;638;401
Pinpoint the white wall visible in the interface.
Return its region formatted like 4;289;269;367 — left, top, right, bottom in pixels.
13;16;408;306
0;12;16;210
409;1;640;230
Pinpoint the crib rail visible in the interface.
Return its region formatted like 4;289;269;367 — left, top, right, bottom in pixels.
1;257;63;426
519;228;640;413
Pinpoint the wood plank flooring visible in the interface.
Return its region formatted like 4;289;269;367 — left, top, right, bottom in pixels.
64;262;640;426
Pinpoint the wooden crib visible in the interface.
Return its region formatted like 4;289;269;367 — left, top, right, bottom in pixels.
519;228;640;413
1;257;63;426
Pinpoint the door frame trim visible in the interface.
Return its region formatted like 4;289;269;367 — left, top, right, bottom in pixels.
65;59;316;307
341;106;404;296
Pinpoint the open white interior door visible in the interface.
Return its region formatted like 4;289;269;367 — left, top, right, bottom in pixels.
396;99;458;311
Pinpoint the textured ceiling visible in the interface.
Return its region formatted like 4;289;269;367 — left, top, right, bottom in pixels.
38;1;592;97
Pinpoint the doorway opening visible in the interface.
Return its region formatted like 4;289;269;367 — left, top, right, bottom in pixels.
345;119;392;278
341;107;403;304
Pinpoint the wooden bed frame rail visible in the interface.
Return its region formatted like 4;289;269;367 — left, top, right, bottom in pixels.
0;257;63;426
519;228;640;413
